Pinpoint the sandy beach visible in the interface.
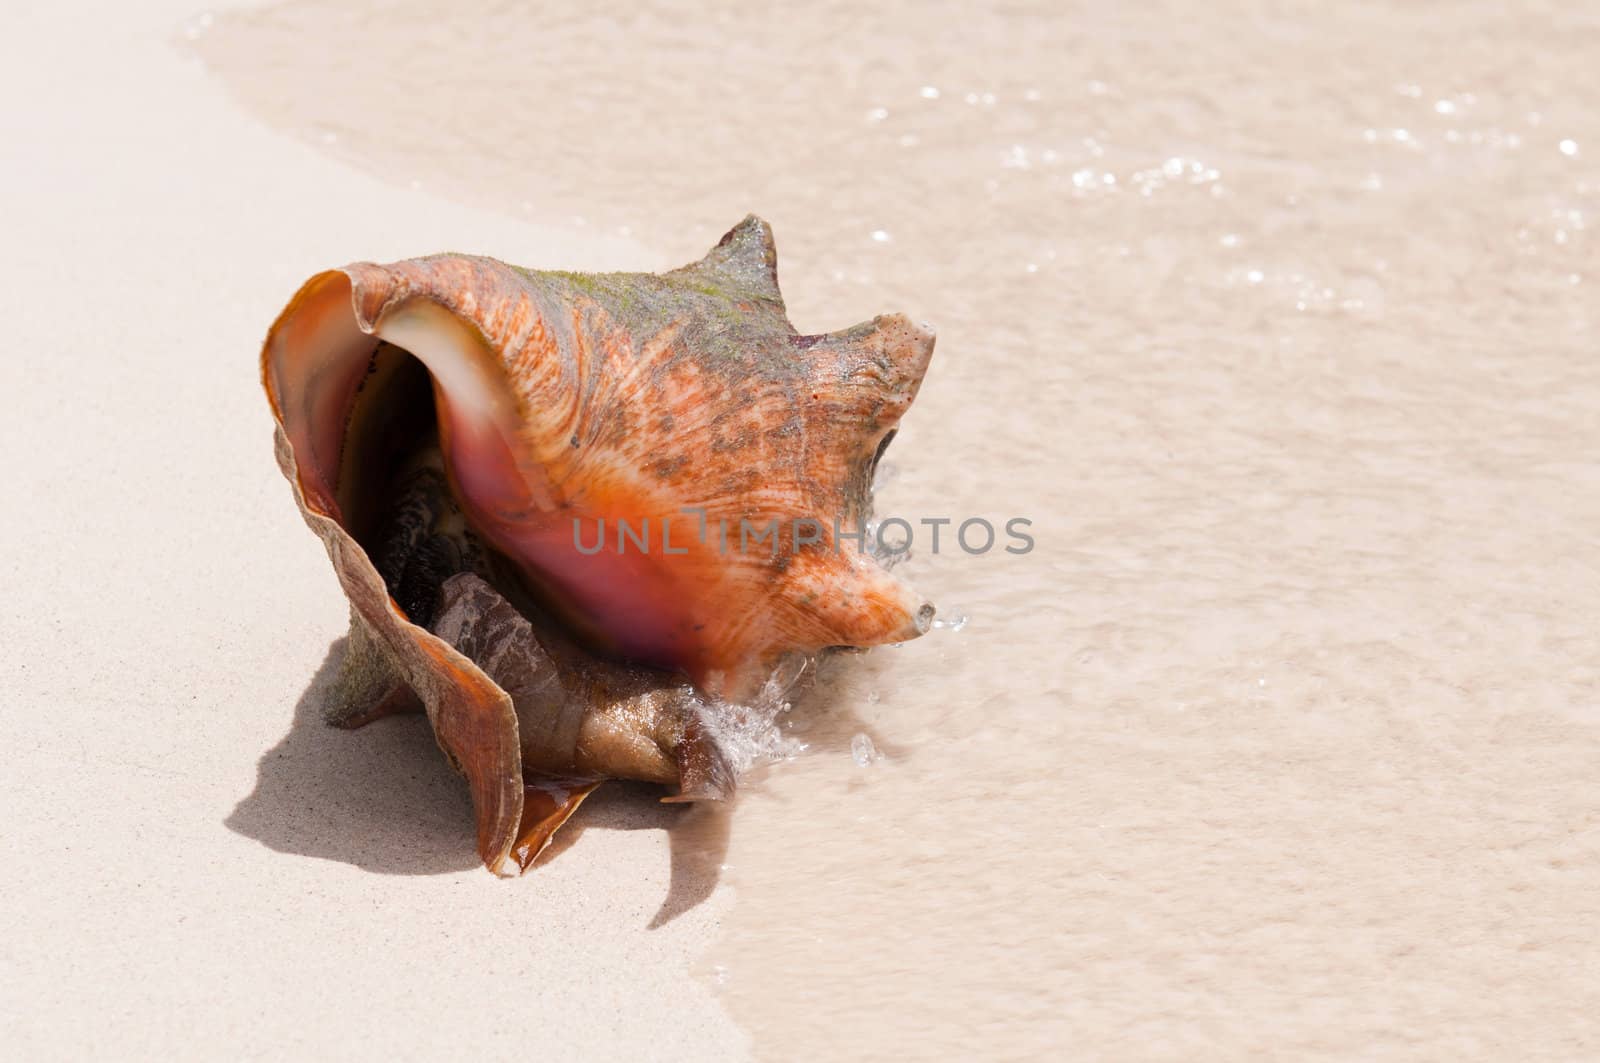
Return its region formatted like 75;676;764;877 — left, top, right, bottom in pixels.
1;3;743;1059
8;0;1600;1058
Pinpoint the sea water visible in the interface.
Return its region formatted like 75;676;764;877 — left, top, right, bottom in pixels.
200;2;1600;1055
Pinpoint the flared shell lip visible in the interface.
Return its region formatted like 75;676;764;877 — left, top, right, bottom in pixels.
260;267;351;429
262;266;534;876
261;268;360;518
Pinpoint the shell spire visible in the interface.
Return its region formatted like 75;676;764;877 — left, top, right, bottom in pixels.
671;213;783;306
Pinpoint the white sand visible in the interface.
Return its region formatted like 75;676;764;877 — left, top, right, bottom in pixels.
0;4;746;1059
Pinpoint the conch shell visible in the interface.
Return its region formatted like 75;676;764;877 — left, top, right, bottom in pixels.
261;216;936;874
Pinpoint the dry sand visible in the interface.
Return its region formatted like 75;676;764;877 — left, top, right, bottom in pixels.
9;0;1600;1060
1;3;744;1060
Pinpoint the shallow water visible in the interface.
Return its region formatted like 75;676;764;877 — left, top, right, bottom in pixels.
201;2;1600;1056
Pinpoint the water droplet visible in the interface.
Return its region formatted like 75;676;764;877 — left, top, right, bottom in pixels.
1434;99;1456;115
870;229;892;243
851;733;881;766
919;85;940;100
1560;138;1580;157
1220;233;1240;248
182;11;214;40
865;107;889;123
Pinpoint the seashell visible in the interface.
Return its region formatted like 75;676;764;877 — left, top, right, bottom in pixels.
261;216;936;874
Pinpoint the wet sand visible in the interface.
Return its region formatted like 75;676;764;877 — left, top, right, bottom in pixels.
6;0;1599;1058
